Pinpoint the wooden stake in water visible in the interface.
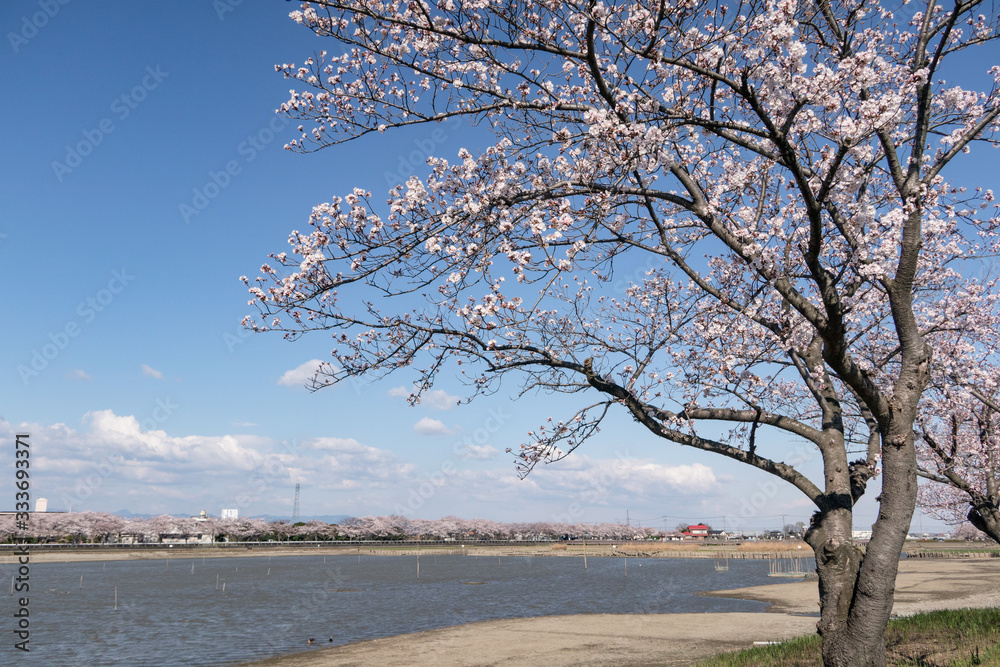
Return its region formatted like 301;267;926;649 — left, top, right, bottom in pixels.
266;567;270;576
222;582;226;593
584;542;588;570
216;574;220;590
191;564;195;575
114;585;118;611
80;575;84;589
417;555;420;579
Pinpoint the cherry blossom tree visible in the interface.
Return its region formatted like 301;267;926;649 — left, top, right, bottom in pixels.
917;381;1000;542
0;513;14;544
244;1;1000;664
908;214;1000;543
243;517;270;541
145;514;179;543
951;521;989;540
263;520;297;541
80;511;126;543
292;519;337;540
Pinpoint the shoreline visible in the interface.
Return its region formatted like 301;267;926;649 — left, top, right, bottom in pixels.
0;541;817;564
3;539;992;566
231;558;1000;667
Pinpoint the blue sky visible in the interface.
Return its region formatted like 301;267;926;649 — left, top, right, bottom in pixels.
0;1;985;534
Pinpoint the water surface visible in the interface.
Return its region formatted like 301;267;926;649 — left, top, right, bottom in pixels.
5;553;809;666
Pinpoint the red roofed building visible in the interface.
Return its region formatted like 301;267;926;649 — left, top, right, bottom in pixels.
682;523;710;538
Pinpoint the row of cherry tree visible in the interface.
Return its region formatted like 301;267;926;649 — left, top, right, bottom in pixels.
3;512;990;544
0;512;677;544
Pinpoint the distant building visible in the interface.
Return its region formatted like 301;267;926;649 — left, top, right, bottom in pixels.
683;523;710;538
34;498;47;513
221;508;238;520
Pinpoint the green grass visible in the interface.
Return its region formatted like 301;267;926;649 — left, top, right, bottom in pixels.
697;608;1000;666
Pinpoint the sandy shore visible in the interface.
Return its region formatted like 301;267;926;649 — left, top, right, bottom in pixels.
233;558;1000;667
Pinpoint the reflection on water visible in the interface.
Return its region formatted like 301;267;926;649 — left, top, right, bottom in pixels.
6;553;811;666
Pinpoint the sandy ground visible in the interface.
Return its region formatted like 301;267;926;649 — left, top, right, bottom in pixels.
704;558;1000;617
231;559;1000;667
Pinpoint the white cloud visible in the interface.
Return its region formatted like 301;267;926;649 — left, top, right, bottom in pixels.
304;436;370;453
304;437;416;488
277;359;325;387
423;389;460;410
66;369;92;381
0;414;418;515
388;385;460;410
0;412;275;513
456;444;499;460
0;416;737;524
531;455;719;500
141;364;163;379
620;461;718;494
413;417;457;436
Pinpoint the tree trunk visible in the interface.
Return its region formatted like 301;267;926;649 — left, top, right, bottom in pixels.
968;502;1000;545
807;425;918;666
807;506;873;665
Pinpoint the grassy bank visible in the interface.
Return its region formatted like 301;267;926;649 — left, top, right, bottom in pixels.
697;608;1000;666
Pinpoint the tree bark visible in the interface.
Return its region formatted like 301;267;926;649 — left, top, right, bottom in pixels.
968;502;1000;545
806;421;918;667
807;506;870;665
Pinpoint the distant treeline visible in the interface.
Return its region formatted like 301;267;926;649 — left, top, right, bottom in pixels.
0;511;671;544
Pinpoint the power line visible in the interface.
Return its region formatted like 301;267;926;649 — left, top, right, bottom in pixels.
631;513;800;524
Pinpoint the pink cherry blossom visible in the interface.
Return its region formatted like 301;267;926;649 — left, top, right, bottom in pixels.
245;2;1000;663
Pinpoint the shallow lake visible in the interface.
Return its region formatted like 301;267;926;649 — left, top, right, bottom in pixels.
6;552;811;666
